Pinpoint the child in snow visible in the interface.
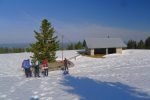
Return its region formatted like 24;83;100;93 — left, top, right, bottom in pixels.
42;59;48;77
22;59;32;78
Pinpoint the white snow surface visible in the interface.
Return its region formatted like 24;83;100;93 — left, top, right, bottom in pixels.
0;50;150;100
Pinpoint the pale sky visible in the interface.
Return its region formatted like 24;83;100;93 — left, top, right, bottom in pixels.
0;0;150;43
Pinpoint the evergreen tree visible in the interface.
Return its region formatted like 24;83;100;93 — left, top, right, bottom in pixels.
66;41;85;50
25;47;31;52
83;40;86;48
67;43;74;50
145;36;150;49
75;41;83;49
137;40;145;49
30;19;59;62
0;47;25;54
127;40;137;49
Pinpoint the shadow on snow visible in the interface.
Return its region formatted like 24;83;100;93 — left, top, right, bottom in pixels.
61;76;150;100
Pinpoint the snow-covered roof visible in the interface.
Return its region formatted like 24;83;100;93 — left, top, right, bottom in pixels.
85;38;127;49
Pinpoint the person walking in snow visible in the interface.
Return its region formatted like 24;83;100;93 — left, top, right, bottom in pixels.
31;58;35;76
42;59;48;77
22;59;32;78
31;58;40;78
34;60;40;77
64;58;70;74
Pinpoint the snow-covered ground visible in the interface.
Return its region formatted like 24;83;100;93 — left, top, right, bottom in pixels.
0;50;150;100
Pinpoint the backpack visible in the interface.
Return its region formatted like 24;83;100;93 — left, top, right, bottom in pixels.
22;60;31;69
42;59;48;65
42;59;48;69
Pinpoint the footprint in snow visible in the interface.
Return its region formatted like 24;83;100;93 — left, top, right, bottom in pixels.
40;93;46;96
16;79;28;87
49;91;54;94
30;95;39;100
7;98;12;100
40;85;45;88
41;81;48;85
52;82;56;84
43;87;52;91
57;77;62;80
41;96;53;100
10;87;15;93
0;94;7;98
33;91;38;95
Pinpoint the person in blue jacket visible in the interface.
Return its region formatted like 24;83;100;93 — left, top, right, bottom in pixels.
22;59;32;78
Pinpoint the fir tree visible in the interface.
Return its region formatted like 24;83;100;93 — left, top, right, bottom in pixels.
137;40;145;49
30;19;59;62
67;43;74;50
127;40;137;49
145;36;150;49
83;40;86;48
75;41;84;49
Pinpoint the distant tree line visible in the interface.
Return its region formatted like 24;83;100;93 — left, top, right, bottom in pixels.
0;47;31;54
66;41;85;50
127;36;150;49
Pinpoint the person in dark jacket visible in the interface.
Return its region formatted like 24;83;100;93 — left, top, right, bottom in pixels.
34;60;40;77
64;58;70;74
22;59;32;78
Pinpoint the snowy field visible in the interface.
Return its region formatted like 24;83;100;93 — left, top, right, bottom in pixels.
0;50;150;100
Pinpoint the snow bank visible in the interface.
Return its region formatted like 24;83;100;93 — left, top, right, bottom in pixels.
0;50;150;100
